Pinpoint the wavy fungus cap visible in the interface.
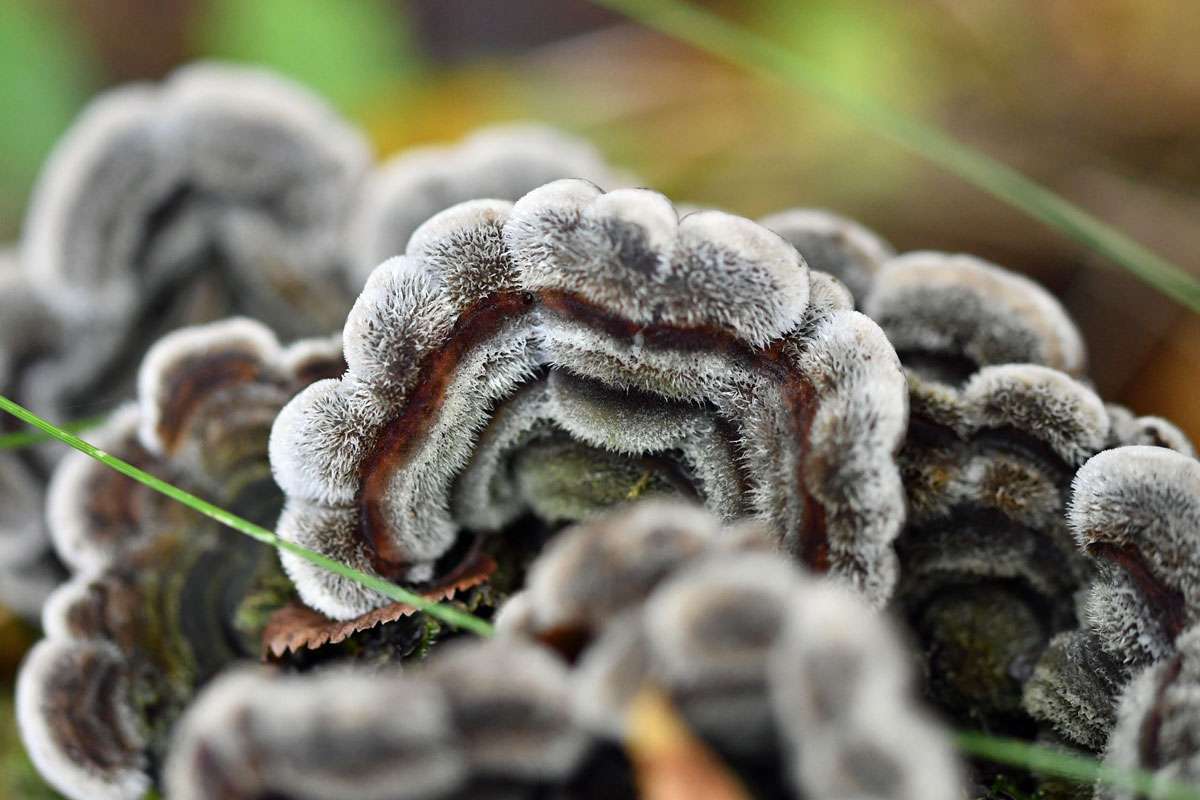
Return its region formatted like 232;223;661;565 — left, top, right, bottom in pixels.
1070;446;1200;661
17;318;343;800
758;208;893;304
163;639;599;800
1025;446;1200;750
894;364;1110;728
863;249;1117;729
1098;624;1200;800
865;251;1086;382
270;179;909;620
493;500;771;646
495;502;962;800
345;123;632;286
20;61;369;346
1105;403;1195;456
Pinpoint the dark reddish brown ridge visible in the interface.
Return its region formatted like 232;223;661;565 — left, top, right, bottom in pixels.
1087;541;1187;643
155;351;265;453
1138;651;1183;770
357;289;828;578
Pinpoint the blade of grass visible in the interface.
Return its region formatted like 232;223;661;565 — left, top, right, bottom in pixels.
0;394;494;638
590;0;1200;315
0;414;106;450
957;731;1200;800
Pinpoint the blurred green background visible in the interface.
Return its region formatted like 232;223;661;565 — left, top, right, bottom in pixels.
4;0;1197;439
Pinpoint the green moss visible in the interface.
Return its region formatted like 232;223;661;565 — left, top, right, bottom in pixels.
232;555;299;643
413;617;443;661
512;440;684;523
918;584;1046;726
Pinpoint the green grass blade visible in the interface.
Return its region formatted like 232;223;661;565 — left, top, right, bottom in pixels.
0;414;106;450
591;0;1200;314
957;731;1200;800
0;394;494;638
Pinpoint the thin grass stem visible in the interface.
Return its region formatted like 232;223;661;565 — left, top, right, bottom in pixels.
0;414;106;450
591;0;1200;314
0;394;494;637
957;731;1200;800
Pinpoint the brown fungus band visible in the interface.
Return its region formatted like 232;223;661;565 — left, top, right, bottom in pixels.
345;123;633;287
497;502;964;800
16;319;344;800
17;62;368;419
269;179;909;621
1025;446;1200;751
863;251;1124;731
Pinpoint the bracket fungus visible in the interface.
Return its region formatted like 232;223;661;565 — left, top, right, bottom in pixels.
270;178;909;622
0;250;66;619
1098;624;1200;800
1104;403;1195;455
498;502;963;800
864;251;1118;729
18;62;369;419
864;251;1087;381
757;208;893;305
345;123;632;286
164;639;617;800
17;318;343;800
1025;446;1200;751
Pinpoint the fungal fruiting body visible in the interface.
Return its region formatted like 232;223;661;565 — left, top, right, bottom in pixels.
499;501;964;800
757;208;894;305
17;319;343;800
1025;446;1200;751
1104;402;1195;455
864;251;1087;379
270;179;909;622
345;123;633;286
1098;624;1200;800
18;62;369;420
0;250;65;619
163;502;961;800
863;251;1114;729
163;639;618;800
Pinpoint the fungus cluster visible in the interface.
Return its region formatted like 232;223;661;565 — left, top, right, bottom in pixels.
18;319;343;800
269;179;908;622
5;62;1200;800
498;502;963;800
1026;445;1200;751
0;63;634;627
161;503;962;800
19;63;368;416
863;252;1110;730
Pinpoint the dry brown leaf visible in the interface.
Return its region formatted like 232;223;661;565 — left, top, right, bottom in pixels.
261;552;496;658
626;686;750;800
